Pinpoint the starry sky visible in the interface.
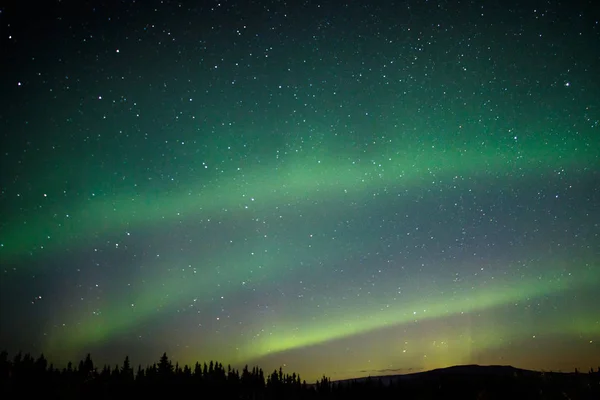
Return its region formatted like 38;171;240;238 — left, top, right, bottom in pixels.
1;0;599;381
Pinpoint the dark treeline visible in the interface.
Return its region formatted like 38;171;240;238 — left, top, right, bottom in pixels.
1;350;599;399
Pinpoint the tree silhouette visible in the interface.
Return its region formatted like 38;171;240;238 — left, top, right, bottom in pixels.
0;349;597;400
157;352;173;377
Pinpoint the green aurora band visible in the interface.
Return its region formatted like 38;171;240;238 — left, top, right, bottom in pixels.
44;258;600;364
1;134;596;264
238;263;600;363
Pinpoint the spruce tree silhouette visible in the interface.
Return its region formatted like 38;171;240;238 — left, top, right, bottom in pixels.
120;355;134;388
157;352;173;377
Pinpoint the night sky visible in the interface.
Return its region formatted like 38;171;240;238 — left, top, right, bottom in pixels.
1;0;599;381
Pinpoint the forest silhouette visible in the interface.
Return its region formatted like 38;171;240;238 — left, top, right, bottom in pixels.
1;350;598;399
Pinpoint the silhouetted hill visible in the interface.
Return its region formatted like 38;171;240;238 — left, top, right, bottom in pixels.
334;364;555;386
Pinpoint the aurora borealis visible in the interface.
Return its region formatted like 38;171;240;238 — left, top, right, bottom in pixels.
1;0;599;381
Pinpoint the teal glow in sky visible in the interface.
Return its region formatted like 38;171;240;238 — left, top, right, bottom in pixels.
1;0;599;382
